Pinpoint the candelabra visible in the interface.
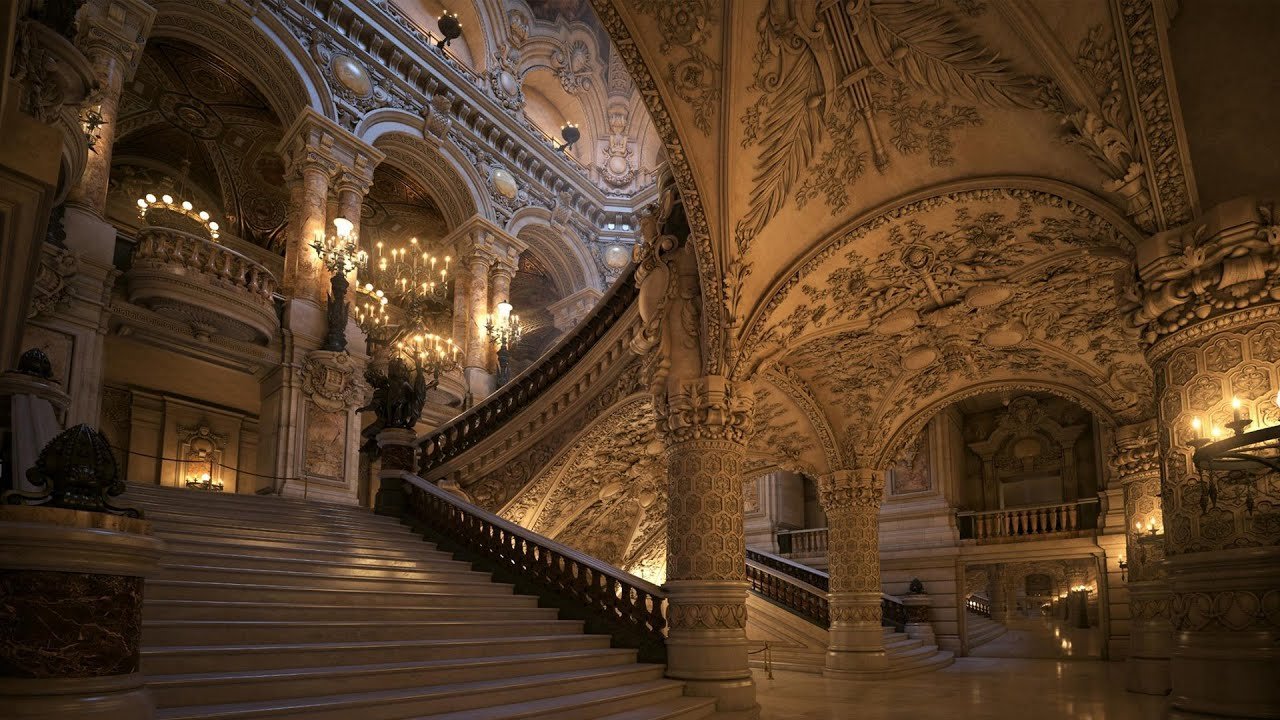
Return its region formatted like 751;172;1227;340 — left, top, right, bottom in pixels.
395;331;461;386
310;217;367;352
1186;391;1280;515
485;301;523;386
366;237;451;317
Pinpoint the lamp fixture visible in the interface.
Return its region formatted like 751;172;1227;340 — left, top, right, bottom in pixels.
559;122;580;152
437;11;462;48
311;217;368;352
185;471;224;492
395;331;461;381
136;158;221;239
485;301;523;386
1187;391;1280;515
1118;556;1127;582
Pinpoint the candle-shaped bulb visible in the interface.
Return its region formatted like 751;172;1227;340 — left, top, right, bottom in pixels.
1191;416;1202;436
333;217;354;238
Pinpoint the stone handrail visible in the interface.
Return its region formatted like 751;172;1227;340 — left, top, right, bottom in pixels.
956;498;1100;542
417;263;638;474
131;227;278;302
747;556;830;628
400;473;667;662
745;548;908;631
775;527;828;557
967;594;992;618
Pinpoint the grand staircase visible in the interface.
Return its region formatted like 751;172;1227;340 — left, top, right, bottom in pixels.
124;484;715;720
965;610;1009;650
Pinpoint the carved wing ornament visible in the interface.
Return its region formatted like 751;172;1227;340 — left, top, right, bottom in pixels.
737;0;1040;255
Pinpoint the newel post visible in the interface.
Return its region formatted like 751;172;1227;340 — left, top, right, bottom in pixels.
373;427;417;517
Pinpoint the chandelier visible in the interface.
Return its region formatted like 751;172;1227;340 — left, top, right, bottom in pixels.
136;159;222;239
1187;391;1280;514
395;331;461;380
367;237;451;307
354;283;393;340
486;301;523;386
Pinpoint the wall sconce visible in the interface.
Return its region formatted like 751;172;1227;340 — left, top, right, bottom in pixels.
437;12;462;48
1118;556;1127;582
560;122;580;152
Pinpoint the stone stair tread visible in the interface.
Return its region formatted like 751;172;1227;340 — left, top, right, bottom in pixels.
153;664;665;720
157;537;451;561
143;634;612;658
593;695;718;720
156;563;494;583
161;549;473;573
125;501;405;525
123;486;370;512
149;517;418;542
146;648;637;686
146;579;516;602
410;679;686;720
153;529;442;555
145;599;541;613
144;619;582;632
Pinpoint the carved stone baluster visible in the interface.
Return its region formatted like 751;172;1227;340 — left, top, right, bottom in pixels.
1067;504;1078;532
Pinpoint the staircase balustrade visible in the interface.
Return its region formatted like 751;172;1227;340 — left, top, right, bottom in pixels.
774;527;828;558
417;264;637;473
967;594;992;618
956;498;1100;543
401;473;667;662
746;548;829;591
745;548;909;632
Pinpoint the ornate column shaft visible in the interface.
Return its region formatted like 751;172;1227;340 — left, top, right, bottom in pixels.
281;154;333;305
463;247;493;370
817;467;887;676
658;375;758;718
988;564;1010;625
65;0;153;217
1130;197;1280;718
1111;419;1171;694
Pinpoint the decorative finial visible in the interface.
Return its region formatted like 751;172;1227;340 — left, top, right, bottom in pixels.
16;348;54;380
3;424;141;517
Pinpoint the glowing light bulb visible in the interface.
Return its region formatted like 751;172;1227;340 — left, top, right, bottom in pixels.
145;194;157;203
333;217;354;238
208;221;219;231
161;194;173;205
181;200;193;211
137;199;147;208
199;211;210;220
1192;416;1202;434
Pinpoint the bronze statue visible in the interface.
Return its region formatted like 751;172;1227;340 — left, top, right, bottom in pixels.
357;356;431;452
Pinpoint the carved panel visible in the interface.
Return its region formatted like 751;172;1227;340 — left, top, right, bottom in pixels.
303;403;346;480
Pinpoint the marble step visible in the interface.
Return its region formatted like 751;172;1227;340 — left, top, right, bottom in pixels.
147;648;638;707
122;495;406;526
883;634;923;651
414;680;696;720
153;563;499;592
142;635;614;675
595;696;718;720
152;526;439;557
159;535;458;567
153;664;666;720
146;579;517;606
122;485;372;514
147;514;418;544
143;618;585;646
143;599;548;622
888;648;955;677
160;548;475;577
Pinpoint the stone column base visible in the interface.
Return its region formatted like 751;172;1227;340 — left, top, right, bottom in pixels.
1126;579;1172;695
664;580;759;719
0;673;154;719
824;591;887;677
1168;547;1280;718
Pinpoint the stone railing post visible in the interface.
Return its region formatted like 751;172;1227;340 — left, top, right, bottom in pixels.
817;467;887;676
373;427;417;517
656;374;758;717
1129;197;1280;717
0;426;163;718
902;590;936;647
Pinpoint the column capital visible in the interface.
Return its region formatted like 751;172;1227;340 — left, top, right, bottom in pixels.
1108;419;1160;483
332;167;374;198
444;215;527;263
277;108;384;184
1127;197;1279;350
75;0;155;78
817;468;883;512
654;374;754;447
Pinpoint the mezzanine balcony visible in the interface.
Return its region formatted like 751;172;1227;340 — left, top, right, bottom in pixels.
124;227;279;345
956;498;1099;544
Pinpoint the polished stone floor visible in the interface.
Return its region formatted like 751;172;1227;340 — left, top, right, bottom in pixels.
971;616;1105;660
754;658;1167;719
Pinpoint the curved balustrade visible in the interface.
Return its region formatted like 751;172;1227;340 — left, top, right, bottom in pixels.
418;264;637;473
967;594;992;618
746;548;908;631
401;473;666;662
957;498;1100;543
126;227;279;344
747;548;829;591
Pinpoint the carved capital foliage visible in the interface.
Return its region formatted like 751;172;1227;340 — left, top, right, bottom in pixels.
1109;419;1160;481
1127;199;1280;345
301;351;367;412
28;246;80;320
12;19;97;125
655;375;753;447
817;469;884;513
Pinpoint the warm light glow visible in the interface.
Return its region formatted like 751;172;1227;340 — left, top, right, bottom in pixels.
1192;416;1202;434
497;301;513;319
1232;396;1241;410
333;217;354;238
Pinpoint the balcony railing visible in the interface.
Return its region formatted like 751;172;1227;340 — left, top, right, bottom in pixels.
401;473;666;662
775;527;828;558
125;227;279;344
956;498;1099;543
967;594;992;618
418;264;637;474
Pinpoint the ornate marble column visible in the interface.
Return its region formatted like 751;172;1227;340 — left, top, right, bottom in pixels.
279;136;336;306
462;244;494;400
657;375;758;717
818;468;887;676
1129;197;1280;718
1110;419;1171;694
65;0;153;218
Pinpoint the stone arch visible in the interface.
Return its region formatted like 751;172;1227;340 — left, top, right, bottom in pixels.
874;377;1120;472
360;113;491;227
506;207;601;293
147;0;331;123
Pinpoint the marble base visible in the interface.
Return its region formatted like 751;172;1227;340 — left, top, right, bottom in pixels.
664;581;759;718
1127;579;1173;696
0;673;154;719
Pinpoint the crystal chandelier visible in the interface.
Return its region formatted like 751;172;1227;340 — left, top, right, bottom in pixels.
1187;390;1280;515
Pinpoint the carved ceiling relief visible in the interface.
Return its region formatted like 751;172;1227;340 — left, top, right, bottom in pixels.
628;0;721;135
746;384;819;476
110;40;290;252
889;429;930;495
749;188;1148;462
735;0;1042;258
